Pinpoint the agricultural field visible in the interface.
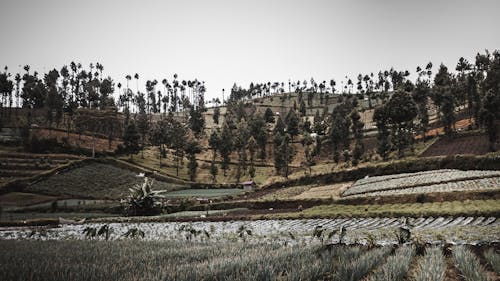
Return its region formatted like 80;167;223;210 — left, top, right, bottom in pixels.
2;216;500;245
24;163;187;199
259;182;352;201
0;224;499;281
159;188;244;199
420;133;491;157
342;169;500;198
0;152;83;186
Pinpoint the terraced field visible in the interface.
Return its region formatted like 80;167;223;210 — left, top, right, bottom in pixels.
24;163;187;199
0;152;83;186
342;169;500;198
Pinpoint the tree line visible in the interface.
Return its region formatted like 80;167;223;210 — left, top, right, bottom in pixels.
1;50;499;182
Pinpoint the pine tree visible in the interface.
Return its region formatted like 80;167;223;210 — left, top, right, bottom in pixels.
123;121;141;160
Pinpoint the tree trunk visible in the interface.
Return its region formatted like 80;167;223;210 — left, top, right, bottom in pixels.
92;133;96;158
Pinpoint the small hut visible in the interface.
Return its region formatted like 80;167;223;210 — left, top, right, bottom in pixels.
241;180;255;192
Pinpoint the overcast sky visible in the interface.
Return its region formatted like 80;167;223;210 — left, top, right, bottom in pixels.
1;0;500;101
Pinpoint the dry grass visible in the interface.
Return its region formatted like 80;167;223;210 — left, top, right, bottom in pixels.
0;192;58;207
259;182;353;201
291;182;353;200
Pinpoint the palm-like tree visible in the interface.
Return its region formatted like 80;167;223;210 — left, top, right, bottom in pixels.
134;73;139;93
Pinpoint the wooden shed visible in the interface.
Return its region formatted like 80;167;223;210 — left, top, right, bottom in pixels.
241;180;255;192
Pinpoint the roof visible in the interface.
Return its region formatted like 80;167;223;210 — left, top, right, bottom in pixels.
241;180;255;185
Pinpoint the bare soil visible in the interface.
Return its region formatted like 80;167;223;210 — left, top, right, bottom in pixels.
32;128;122;153
420;134;491;157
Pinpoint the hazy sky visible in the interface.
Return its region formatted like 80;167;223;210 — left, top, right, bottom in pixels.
1;0;500;101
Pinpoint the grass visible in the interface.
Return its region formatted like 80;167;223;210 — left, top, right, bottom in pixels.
264;199;500;219
123;147;273;185
25;163;187;199
160;188;244;198
258;182;353;201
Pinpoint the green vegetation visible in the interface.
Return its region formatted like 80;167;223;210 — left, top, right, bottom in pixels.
0;240;367;281
25;163;185;199
452;246;491;281
484;248;500;274
271;200;500;219
368;246;415;281
414;247;446;281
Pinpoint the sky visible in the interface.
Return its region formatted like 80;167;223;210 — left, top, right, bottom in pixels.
1;0;500;102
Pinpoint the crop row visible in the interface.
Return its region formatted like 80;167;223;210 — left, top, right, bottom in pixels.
343;169;500;196
1;216;498;245
354;169;456;186
344;177;500;198
1;240;498;281
368;245;415;281
0;240;367;281
414;247;446;281
453;246;491;281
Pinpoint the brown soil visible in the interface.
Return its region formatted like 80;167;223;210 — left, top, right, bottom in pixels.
444;247;465;281
32;128;121;153
420;134;491;157
420;118;475;139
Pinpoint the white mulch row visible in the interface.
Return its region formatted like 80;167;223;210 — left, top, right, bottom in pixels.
0;216;498;245
343;172;500;198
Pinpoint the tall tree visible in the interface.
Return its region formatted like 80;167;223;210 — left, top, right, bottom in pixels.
219;123;233;177
123;121;141;160
184;138;201;181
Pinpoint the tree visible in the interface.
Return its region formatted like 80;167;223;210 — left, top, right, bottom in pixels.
413;74;430;137
210;159;218;183
350;108;364;165
123;121;141;160
480;51;500;151
208;129;220;161
0;70;13;118
285;109;300;141
373;106;391;160
264;107;275;123
248;114;268;161
383;90;418;157
328;102;352;163
247;136;258;178
189;106;205;135
219;123;233;176
184;138;201;181
433;64;455;136
234;120;250;183
149;118;169;167
273;116;294;177
213;106;220;125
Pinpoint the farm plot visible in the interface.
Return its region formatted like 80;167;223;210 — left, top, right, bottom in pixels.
0;240;498;281
1;216;499;245
159;188;244;198
343;169;500;197
260;182;352;201
0;152;81;185
25;163;187;199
